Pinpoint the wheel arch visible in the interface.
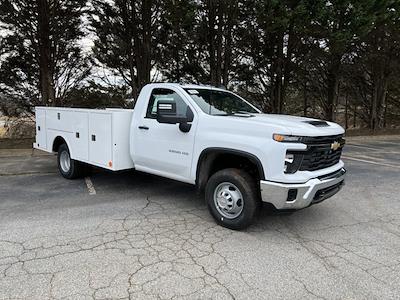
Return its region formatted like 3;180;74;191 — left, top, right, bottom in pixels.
196;147;265;191
51;135;73;156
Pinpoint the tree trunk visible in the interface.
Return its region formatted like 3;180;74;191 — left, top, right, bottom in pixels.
370;64;388;130
383;102;387;128
129;52;138;101
270;28;292;114
215;2;223;86
345;92;348;129
37;0;55;106
325;58;341;121
123;0;138;101
207;0;217;86
137;0;151;92
371;81;378;131
281;22;295;114
222;1;236;87
272;32;284;114
377;76;388;128
303;83;307;117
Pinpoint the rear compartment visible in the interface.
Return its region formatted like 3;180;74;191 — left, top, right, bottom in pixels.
34;107;134;171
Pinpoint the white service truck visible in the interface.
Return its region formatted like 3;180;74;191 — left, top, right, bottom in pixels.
34;83;346;229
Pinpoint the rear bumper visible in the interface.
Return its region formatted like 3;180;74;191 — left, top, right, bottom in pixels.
260;168;346;209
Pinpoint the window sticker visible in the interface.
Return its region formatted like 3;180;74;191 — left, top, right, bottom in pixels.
187;89;199;95
155;96;174;101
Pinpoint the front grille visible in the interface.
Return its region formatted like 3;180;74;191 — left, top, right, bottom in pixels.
301;134;344;145
288;135;345;172
299;146;343;171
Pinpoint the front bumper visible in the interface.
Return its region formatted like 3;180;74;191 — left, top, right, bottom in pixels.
260;168;346;209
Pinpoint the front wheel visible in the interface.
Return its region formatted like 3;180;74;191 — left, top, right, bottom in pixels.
205;168;260;230
57;144;83;179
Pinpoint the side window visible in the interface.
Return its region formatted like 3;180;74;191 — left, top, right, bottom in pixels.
146;88;189;119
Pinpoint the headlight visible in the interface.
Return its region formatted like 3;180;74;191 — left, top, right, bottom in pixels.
273;134;302;143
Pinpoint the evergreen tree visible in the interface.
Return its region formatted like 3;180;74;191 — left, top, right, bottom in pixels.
0;0;90;113
155;0;202;83
301;0;376;121
237;0;310;113
198;0;240;87
90;0;159;102
346;0;400;129
1;0;399;128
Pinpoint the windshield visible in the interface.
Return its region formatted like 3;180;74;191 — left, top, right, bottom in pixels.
184;89;259;116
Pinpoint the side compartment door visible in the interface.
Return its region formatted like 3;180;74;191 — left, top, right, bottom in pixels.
35;109;47;149
71;112;89;161
89;113;112;167
133;87;197;181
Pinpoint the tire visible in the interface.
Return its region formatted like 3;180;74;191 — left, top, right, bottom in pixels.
205;168;260;230
57;143;83;179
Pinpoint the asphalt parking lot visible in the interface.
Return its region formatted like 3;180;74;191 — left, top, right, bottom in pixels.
0;136;399;300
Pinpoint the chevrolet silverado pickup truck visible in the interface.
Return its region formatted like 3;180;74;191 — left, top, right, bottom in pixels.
34;83;346;229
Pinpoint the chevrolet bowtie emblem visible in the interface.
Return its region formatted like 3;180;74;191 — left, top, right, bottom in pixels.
331;141;341;151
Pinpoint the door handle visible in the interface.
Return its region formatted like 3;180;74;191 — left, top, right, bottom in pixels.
138;126;149;130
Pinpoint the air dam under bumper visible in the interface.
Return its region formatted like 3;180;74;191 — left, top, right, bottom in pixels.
260;168;346;210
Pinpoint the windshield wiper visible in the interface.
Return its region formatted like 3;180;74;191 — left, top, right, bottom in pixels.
233;111;248;114
213;111;254;117
231;111;256;116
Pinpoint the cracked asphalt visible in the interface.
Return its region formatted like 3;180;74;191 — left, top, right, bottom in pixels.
0;136;399;299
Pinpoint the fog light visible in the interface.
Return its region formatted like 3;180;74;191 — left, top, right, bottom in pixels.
283;153;294;173
283;152;303;174
287;189;298;202
285;153;294;164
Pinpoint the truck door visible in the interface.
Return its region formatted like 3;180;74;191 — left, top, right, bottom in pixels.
133;87;197;182
35;108;47;150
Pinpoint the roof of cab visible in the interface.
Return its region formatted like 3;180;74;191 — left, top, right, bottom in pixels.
145;82;227;92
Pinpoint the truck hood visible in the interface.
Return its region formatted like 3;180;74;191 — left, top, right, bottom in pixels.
232;113;345;136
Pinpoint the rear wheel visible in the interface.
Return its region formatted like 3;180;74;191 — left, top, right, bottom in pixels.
57;144;83;179
205;168;260;230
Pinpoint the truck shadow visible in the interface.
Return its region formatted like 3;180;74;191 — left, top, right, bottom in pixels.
88;166;320;230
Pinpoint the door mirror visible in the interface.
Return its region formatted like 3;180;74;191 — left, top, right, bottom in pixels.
156;101;194;133
186;105;194;122
178;106;194;133
157;101;187;124
157;101;194;132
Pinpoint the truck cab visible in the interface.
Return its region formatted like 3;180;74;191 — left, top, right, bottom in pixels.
34;83;346;230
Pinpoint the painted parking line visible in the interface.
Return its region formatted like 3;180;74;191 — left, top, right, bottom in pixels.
344;151;400;156
371;140;400;146
353;154;399;163
84;177;96;195
342;155;400;169
345;143;383;151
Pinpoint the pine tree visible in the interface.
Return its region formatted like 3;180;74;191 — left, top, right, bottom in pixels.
90;0;159;102
155;0;201;83
301;0;376;121
236;0;310;113
0;0;90;113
